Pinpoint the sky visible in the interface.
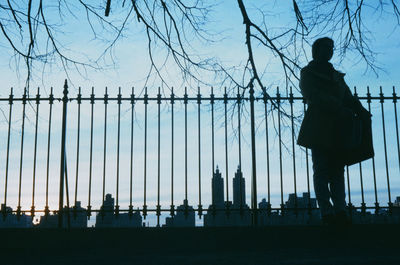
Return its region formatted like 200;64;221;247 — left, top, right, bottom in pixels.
0;1;399;226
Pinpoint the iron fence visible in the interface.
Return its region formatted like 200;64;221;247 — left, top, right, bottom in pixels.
0;80;399;228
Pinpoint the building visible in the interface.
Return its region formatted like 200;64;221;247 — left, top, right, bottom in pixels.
356;197;400;224
38;201;88;228
204;166;228;226
393;196;400;207
230;166;251;226
95;194;142;228
257;193;321;226
392;196;400;221
284;192;318;213
0;204;32;228
211;166;224;207
204;166;251;227
233;166;246;208
164;199;195;227
258;198;281;225
95;194;115;227
283;192;320;225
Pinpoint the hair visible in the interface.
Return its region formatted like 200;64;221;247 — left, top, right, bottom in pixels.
312;37;334;60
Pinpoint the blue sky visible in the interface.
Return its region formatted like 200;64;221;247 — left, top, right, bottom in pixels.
1;1;399;92
0;1;399;226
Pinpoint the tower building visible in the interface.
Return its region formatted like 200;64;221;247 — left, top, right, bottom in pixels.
233;166;245;207
212;166;224;206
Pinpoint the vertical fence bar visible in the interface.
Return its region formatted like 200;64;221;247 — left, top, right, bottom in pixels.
289;86;298;215
379;86;392;212
170;88;175;217
58;80;69;228
87;87;95;218
237;87;242;170
184;87;188;203
64;153;71;228
359;161;366;214
31;87;40;218
211;87;215;173
45;88;54;217
3;88;13;218
101;87;108;215
129;87;135;215
367;86;379;212
184;87;189;218
249;83;258;226
17;88;27;218
116;87;121;216
74;87;82;217
157;87;161;226
197;87;202;217
143;87;148;219
263;91;271;214
392;86;400;173
224;87;229;213
353;87;366;214
346;166;353;220
277;87;284;215
211;87;216;215
237;87;242;211
303;100;312;216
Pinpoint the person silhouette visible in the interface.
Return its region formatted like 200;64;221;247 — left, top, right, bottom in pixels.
297;37;371;225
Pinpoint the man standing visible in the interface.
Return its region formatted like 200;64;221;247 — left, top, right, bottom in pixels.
297;37;372;225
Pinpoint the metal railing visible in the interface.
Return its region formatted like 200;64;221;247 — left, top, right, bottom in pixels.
0;80;399;227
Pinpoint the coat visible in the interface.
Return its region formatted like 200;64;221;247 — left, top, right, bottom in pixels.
297;60;374;166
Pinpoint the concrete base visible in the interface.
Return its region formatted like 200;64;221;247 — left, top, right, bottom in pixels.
1;225;399;265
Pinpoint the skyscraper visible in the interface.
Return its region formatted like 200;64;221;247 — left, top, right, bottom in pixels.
212;166;224;206
204;166;251;227
233;166;245;207
205;166;229;226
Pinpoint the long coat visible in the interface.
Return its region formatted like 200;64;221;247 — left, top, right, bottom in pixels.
297;60;374;166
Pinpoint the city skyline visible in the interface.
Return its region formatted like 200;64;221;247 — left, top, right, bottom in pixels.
2;165;400;228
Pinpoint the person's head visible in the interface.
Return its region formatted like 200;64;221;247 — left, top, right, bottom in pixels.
312;37;334;62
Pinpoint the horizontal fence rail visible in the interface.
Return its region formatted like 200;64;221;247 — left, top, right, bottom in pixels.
0;81;400;228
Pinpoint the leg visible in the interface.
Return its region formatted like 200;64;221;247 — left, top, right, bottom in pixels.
329;164;346;214
312;148;334;217
328;161;350;225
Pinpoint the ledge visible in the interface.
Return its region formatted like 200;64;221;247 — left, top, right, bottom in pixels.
1;225;399;265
